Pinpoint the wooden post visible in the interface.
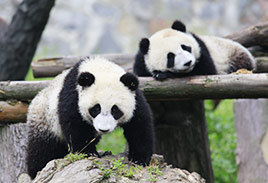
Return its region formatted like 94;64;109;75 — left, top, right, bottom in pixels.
0;123;28;183
234;99;268;183
150;100;214;183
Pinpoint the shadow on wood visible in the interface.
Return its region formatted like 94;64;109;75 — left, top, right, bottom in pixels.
150;100;214;183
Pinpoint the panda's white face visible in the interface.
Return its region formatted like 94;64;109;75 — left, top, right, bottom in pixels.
77;58;137;134
169;44;196;72
145;28;200;73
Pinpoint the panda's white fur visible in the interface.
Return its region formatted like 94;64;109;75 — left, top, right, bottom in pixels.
77;57;136;133
27;70;70;139
145;28;255;74
146;28;200;73
200;35;256;74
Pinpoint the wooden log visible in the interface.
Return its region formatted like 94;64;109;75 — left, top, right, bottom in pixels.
32;54;134;78
255;57;268;73
0;101;28;124
0;80;49;101
234;99;268;183
226;21;268;48
151;100;213;183
1;74;268;101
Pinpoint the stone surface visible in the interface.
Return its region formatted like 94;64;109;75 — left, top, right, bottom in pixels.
19;154;206;183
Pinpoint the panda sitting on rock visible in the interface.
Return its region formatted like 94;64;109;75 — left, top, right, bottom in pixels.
134;20;256;80
26;57;154;179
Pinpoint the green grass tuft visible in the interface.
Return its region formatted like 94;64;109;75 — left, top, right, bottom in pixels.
64;152;87;163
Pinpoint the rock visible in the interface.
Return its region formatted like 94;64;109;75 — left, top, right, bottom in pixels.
26;154;206;183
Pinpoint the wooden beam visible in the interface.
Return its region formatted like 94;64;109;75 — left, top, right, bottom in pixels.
0;101;28;124
1;74;268;101
226;21;268;48
32;54;134;78
255;57;268;73
0;81;49;101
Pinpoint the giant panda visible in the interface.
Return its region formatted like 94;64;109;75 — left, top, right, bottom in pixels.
134;20;255;80
26;57;154;179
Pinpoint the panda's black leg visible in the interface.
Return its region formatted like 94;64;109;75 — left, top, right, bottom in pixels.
62;122;100;157
152;70;177;80
134;51;152;77
122;91;155;166
27;130;68;179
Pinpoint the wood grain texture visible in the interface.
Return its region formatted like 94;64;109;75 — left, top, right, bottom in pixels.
1;74;268;101
0;101;28;123
151;100;214;183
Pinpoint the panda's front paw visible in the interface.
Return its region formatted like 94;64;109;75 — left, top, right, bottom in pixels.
86;150;100;158
128;154;151;166
152;71;168;81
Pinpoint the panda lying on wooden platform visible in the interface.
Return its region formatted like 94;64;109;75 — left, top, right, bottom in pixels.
26;57;154;179
134;20;255;80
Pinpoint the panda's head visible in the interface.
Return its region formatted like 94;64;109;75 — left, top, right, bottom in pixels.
139;20;200;73
76;57;138;134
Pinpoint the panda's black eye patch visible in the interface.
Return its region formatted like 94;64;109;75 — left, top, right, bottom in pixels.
78;72;95;87
167;52;175;68
89;104;101;118
181;45;192;53
111;105;123;120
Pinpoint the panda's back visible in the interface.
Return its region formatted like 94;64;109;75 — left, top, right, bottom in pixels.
27;70;70;139
200;35;255;73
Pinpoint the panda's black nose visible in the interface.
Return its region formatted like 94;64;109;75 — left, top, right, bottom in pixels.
184;61;192;66
99;129;109;133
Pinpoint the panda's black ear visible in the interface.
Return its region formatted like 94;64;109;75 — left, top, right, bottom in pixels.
139;38;150;55
171;20;186;32
120;73;139;91
77;72;95;87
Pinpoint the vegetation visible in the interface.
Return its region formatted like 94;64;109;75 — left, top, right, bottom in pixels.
93;157;162;182
205;100;237;183
64;152;87;163
94;157;143;179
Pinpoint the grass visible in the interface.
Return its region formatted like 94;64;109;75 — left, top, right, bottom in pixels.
97;128;126;155
94;157;162;181
94;157;143;179
64;152;87;163
205;100;237;183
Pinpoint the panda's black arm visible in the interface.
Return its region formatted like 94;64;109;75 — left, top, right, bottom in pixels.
122;90;155;166
134;51;152;77
59;111;100;156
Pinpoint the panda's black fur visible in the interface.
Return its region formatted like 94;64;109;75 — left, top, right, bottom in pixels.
26;57;154;179
134;20;255;80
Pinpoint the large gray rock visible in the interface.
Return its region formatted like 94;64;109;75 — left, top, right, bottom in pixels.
20;154;206;183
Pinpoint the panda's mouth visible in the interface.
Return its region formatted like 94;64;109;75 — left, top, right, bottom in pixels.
173;65;194;73
92;114;117;134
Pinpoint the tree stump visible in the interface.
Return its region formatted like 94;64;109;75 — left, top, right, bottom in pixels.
150;100;214;183
0;123;28;183
234;99;268;183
